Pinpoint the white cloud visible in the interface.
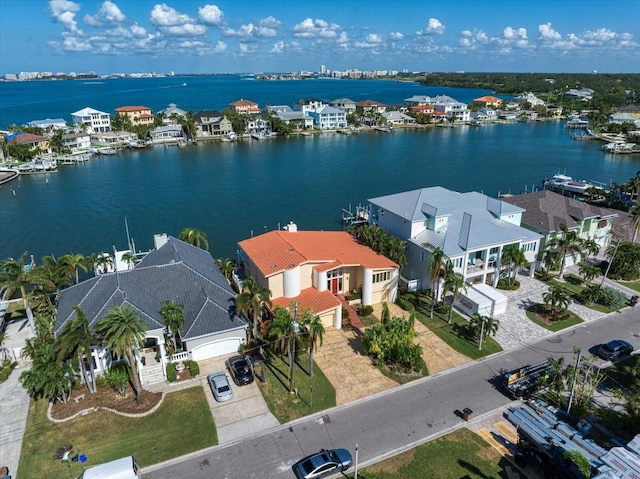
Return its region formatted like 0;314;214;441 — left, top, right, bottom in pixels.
48;0;82;33
538;23;561;41
198;4;223;26
222;16;281;40
389;32;404;41
354;33;385;49
84;1;125;27
293;18;341;38
149;3;205;36
270;40;302;54
130;23;147;37
336;31;349;44
160;24;207;36
61;34;92;51
213;40;227;52
417;18;445;35
238;42;258;54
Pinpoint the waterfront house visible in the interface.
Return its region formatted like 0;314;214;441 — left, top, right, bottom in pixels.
409;104;435;116
546;105;564;117
514;92;545;107
294;98;325;116
62;132;91;154
115;106;154;127
91;130;136;148
503;190;617;266
616;104;640;119
8;132;51;155
195;110;234;138
368;187;542;292
54;234;248;387
404;95;433;106
150;125;184;143
564;88;594;101
71;107;111;134
247;112;272;135
473;96;502;108
229;99;260;114
158;103;187;124
237;224;399;329
356;100;387;114
28;118;68;131
267;106;314;130
474;108;498;122
432;95;470;122
329;98;357;114
308;105;347;130
382;111;415;125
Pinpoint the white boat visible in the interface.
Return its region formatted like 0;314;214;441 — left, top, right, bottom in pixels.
543;173;605;195
17;158;57;172
602;142;636;154
97;147;120;155
565;119;589;129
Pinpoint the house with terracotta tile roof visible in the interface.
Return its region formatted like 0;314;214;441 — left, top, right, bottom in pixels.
473;95;503;108
115;105;154;126
356;100;387;114
368;187;542;292
230;99;261;114
238;223;399;329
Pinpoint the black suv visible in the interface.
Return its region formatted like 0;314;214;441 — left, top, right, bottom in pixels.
226;355;254;385
597;340;633;361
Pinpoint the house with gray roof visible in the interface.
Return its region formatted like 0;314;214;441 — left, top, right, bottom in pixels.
329;98;357;113
267;106;313;129
368;187;542;292
503;190;617;266
195;110;234;138
55;234;247;386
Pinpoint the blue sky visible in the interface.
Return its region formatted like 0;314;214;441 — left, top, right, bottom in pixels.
1;0;639;75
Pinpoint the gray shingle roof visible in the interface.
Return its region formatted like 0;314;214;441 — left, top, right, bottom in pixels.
55;237;246;339
503;190;618;233
369;187;539;257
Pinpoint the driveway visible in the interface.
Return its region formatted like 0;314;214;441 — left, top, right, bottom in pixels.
198;355;280;444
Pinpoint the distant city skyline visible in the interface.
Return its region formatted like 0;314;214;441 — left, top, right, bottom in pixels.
1;0;639;75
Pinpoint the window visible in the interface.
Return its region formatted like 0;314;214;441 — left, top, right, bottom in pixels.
451;257;463;269
522;242;537;252
373;271;390;283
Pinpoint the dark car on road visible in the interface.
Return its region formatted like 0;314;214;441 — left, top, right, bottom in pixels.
597;340;634;361
226;355;254;386
292;448;353;479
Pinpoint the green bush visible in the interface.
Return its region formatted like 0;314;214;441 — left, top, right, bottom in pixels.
395;296;414;311
0;368;11;382
184;360;200;376
497;278;520;290
342;308;349;320
358;305;374;317
598;287;628;308
166;362;177;382
106;362;131;396
95;375;109;388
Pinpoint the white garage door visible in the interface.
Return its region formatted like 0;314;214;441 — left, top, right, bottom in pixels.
191;338;242;361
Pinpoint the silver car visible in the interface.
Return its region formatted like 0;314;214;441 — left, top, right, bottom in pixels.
292;448;353;479
207;371;233;402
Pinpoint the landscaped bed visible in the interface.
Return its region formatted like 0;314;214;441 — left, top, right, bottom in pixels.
18;387;216;478
525;304;583;332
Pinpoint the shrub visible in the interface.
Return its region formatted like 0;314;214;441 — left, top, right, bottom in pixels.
598;287;628;308
184;360;200;376
395;296;414;311
497;278;520;290
106;362;131;396
342;308;349;320
358;305;374;317
166;362;177;382
0;368;11;382
95;375;109;388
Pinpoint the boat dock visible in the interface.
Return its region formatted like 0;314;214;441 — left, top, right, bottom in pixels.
341;203;370;226
0;169;20;185
373;126;394;133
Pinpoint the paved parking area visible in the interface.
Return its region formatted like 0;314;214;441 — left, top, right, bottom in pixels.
198;355;280;444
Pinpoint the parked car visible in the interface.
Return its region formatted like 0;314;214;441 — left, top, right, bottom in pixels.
292;448;353;479
226;355;254;386
597;340;634;361
207;371;233;402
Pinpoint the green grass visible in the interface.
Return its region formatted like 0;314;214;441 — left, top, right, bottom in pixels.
257;353;336;424
397;293;502;360
18;387;216;478
537;273;621;314
525;305;584;331
602;355;640;389
352;428;509;479
618;279;640;293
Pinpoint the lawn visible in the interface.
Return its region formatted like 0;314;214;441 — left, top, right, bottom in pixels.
537;273;622;314
601;355;640;389
18;387;216;478
397;293;502;360
257;352;336;424
353;428;509;479
618;279;640;293
525;305;584;332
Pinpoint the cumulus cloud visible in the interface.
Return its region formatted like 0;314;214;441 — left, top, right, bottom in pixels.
198;4;223;26
48;0;82;33
270;40;302;54
538;22;561;41
149;3;205;36
417;18;445;35
293;18;341;38
84;0;125;27
389;32;404;41
223;16;282;40
354;33;384;49
336;31;349;44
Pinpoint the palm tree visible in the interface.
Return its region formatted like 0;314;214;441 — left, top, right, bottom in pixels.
61;253;87;283
40;254;73;295
546;357;567;407
215;258;235;281
236;277;272;341
160;300;185;352
94;252;113;275
0;252;43;322
470;313;500;350
444;271;467;324
96;304;148;404
57;306;97;393
501;244;528;287
630;204;640;243
304;314;325;379
179;227;209;251
545;224;585;280
425;245;449;318
121;251;137;270
542;284;571;320
50;130;64;155
266;306;294;358
578;263;601;285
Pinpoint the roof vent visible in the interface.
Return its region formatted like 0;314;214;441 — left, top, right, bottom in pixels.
270;264;277;268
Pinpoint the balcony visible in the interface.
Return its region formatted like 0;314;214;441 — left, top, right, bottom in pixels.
466;259;484;275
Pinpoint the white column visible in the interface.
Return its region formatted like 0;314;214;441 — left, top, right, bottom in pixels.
390;268;399;302
335;306;342;329
317;271;328;292
362;268;373;305
283;266;301;298
159;339;167;377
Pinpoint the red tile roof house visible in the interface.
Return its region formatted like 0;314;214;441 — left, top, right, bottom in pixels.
230;99;261;114
115;105;154;126
473;95;503;108
238;223;399;329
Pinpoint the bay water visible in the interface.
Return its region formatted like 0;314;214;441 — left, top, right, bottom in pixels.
0;77;638;262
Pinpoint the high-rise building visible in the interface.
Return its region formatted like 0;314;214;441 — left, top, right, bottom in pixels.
320;64;326;74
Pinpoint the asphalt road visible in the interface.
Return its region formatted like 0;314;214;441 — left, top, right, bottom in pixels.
144;307;639;479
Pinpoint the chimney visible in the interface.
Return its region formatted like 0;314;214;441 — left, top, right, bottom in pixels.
284;221;298;232
154;233;168;249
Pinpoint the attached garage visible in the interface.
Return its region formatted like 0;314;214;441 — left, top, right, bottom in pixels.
454;283;507;317
190;337;243;361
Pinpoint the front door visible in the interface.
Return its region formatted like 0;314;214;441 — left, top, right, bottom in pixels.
327;268;343;294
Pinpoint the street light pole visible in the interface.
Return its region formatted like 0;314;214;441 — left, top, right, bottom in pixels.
478;317;486;351
600;240;620;288
354;443;359;479
289;303;299;394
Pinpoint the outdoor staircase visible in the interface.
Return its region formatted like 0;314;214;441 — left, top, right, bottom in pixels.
142;363;165;387
338;296;366;330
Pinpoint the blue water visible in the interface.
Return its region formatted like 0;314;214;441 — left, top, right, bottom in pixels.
0;77;638;262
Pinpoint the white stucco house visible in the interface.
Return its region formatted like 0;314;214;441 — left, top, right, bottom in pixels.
71;107;111;134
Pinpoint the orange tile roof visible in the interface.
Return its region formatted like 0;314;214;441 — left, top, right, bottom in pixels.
314;260;342;273
410;105;434;111
272;287;341;315
473;96;501;103
116;106;152;112
239;230;398;278
356;100;385;107
230;99;258;107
